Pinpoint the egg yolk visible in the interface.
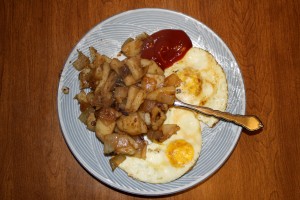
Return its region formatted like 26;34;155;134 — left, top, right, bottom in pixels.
177;68;202;96
166;139;194;168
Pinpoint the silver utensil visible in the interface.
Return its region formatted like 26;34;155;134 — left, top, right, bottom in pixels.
174;99;263;131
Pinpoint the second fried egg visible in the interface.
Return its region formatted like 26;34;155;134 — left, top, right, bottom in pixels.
118;108;202;183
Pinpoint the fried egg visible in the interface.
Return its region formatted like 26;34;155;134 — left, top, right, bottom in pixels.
164;47;228;127
118;108;202;183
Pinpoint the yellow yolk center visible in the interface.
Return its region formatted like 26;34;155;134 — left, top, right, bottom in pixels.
166;139;194;168
177;67;202;96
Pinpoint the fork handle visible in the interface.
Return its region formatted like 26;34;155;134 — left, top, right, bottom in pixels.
174;99;263;131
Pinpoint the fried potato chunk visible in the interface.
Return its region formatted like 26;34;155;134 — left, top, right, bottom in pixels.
103;133;138;155
73;50;90;71
116;113;147;136
95;119;116;142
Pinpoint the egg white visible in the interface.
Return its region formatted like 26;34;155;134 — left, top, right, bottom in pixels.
165;47;228;127
118;108;202;183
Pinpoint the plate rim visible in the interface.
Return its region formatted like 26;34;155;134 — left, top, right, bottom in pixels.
57;8;246;196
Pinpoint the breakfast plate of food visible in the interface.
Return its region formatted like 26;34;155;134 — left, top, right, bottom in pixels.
57;8;246;195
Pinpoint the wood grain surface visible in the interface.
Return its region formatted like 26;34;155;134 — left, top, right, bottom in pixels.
1;0;299;199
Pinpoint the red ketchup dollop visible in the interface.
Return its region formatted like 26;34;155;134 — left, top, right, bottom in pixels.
141;29;192;70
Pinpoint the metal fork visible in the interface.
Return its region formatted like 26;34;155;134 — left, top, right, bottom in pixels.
174;99;263;131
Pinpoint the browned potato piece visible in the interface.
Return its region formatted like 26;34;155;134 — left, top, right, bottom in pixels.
103;133;138;155
140;58;151;68
147;124;179;142
125;86;139;112
95;62;111;94
122;38;134;47
95;119;116;142
151;106;166;130
139;99;157;113
157;103;169;112
141;75;157;93
161;124;180;138
110;58;124;74
89;47;106;69
86;112;96;131
140;59;164;75
138;111;151;126
73;50;90;71
78;107;95;125
79;68;92;89
89;47;97;62
147;130;163;142
131;135;147;159
158;86;176;94
102;71;118;94
131;90;146;112
97;107;121;121
74;90;92;112
123;75;138;86
102;55;112;63
156;92;175;105
141;74;165;93
116;113;147;135
114;86;128;103
121;39;143;57
144;112;151;126
119;65;131;78
135;32;149;40
109;155;126;171
117;65;139;86
101;91;114;108
86;92;102;109
74;90;88;104
146;74;165;89
86;91;95;105
125;57;145;81
93;65;103;81
125;86;146;112
164;73;182;87
146;86;176;101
